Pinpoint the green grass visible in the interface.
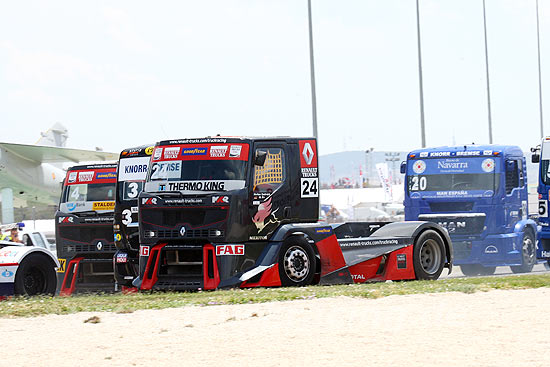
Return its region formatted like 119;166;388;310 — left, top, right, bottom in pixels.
2;274;550;318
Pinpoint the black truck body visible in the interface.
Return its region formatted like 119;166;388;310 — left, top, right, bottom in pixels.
55;163;117;295
134;137;452;290
113;145;153;288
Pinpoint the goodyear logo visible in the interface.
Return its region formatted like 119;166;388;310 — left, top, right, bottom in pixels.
114;233;122;242
145;146;154;155
96;172;117;179
315;227;332;234
93;201;115;210
181;147;207;156
57;258;66;273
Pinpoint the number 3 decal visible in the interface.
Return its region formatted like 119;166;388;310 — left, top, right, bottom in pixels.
121;209;133;225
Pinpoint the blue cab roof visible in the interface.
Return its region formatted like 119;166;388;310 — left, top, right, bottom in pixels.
408;144;524;159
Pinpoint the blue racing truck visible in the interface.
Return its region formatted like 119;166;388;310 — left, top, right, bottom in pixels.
531;137;550;265
402;145;537;275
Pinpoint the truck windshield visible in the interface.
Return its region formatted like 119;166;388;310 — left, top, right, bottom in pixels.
407;156;500;198
145;143;249;193
62;183;115;203
540;160;550;186
408;173;499;192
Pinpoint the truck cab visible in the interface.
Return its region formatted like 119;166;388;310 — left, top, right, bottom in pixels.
113;145;153;288
531;137;550;263
55;163;117;295
403;145;536;275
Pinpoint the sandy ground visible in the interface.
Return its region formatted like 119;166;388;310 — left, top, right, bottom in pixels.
2;288;550;367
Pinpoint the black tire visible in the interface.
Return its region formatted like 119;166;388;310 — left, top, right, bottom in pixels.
413;230;446;280
460;264;481;276
477;266;496;276
510;230;536;274
14;254;57;296
278;237;316;287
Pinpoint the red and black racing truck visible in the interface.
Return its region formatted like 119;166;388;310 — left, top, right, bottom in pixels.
113;145;152;289
55;163;117;295
133;137;453;290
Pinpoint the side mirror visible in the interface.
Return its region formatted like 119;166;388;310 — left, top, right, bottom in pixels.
254;150;267;166
400;161;406;174
532;153;540;164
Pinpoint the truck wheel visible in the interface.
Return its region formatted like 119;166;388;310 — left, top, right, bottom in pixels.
477;266;496;275
413;230;445;280
278;237;316;287
510;230;536;274
460;264;481;276
14;254;57;296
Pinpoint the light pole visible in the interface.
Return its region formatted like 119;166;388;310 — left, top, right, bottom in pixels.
385;152;400;184
365;148;374;187
536;0;544;138
415;0;426;148
307;0;318;140
482;0;494;144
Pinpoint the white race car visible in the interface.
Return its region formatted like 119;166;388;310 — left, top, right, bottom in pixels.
0;227;59;297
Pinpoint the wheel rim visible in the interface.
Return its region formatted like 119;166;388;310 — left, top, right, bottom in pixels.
419;239;442;275
283;246;310;282
23;267;46;295
522;235;535;266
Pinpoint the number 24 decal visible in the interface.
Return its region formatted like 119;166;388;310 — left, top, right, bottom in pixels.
301;178;318;198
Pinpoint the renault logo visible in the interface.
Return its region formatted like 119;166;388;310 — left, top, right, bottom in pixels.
180;226;186;237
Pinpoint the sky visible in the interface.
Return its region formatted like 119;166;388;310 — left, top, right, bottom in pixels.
0;0;549;155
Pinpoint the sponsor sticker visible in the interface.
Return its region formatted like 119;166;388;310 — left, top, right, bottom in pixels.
96;172;117;180
145;146;154;155
299;140;317;168
315;227;332;234
181;147;207;156
212;195;229;204
57;258;66;273
150;161;181;180
93;201;115;211
141;197;157;205
229;145;242;158
210;145;228;158
164;147;180;159
119;156;150;181
396;254;407;269
412;160;426;174
116;253;128;263
140;246;150;256
216;244;245;256
114;233;122;242
482;158;495;173
153;147;163;160
1;269;14;278
78;171;94;182
68;172;77;183
58;216;74;224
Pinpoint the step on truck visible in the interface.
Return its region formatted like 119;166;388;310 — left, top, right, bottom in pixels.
55;163;118;295
113;145;153;288
133;137;452;291
402;145;537;276
531;137;550;265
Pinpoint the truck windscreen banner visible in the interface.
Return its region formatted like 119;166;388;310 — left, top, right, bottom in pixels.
407;156;500;199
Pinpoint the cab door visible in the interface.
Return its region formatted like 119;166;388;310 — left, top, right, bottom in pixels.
504;158;526;230
248;142;291;240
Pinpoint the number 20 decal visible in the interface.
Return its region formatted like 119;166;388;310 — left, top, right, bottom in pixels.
301;178;318;198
